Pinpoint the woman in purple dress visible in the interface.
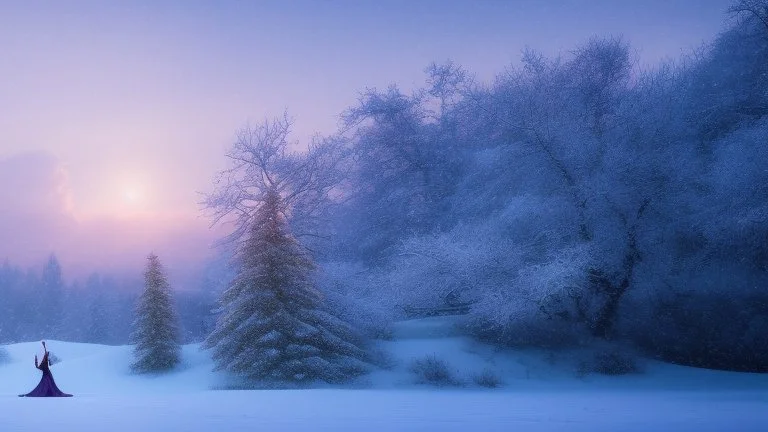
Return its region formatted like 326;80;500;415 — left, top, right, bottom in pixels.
19;341;72;397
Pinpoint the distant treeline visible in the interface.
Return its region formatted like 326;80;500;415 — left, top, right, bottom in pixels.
0;255;219;345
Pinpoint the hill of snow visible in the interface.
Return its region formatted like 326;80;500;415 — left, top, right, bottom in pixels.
1;317;767;431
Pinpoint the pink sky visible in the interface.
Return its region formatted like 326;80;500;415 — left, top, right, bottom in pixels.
0;152;225;286
0;0;732;283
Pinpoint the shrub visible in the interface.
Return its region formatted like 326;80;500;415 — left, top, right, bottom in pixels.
48;352;61;366
0;346;9;364
592;350;639;375
370;348;397;370
409;355;462;387
472;368;502;388
577;347;641;376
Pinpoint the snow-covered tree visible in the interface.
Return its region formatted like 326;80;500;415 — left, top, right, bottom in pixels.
0;263;38;342
204;156;367;386
204;187;369;386
39;254;64;338
0;263;12;342
728;0;768;33
131;254;181;373
87;278;110;344
203;113;349;255
337;83;465;262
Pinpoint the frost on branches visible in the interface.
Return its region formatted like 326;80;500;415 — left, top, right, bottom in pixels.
131;254;181;373
204;188;369;386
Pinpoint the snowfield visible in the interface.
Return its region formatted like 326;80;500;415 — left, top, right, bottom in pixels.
1;317;767;431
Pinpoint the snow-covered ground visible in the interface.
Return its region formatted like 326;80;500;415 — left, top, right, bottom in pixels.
1;317;767;431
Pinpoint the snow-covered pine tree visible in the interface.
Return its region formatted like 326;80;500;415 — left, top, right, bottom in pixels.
39;255;64;339
204;188;370;386
131;254;181;373
85;274;110;344
89;292;110;344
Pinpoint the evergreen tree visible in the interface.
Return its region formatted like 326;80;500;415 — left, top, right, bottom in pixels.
39;255;64;339
131;254;181;373
89;291;110;344
0;263;11;343
204;188;369;386
84;274;110;344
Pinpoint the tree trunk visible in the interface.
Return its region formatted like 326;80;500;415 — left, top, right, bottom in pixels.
590;221;641;339
592;277;630;339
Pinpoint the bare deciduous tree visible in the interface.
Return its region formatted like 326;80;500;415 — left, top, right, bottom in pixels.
203;113;349;248
728;0;768;33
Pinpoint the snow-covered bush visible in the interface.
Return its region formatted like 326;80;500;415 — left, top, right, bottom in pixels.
470;243;593;345
410;355;462;387
388;223;518;313
0;346;9;365
472;369;502;388
386;196;594;346
591;351;640;376
576;346;642;376
47;351;61;366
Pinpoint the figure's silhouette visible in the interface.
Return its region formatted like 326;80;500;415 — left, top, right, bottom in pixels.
19;341;72;397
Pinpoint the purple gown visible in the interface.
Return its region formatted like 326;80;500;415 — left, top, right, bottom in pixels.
19;352;73;397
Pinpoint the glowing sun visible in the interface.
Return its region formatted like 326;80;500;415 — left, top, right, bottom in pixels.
124;188;138;201
121;185;146;209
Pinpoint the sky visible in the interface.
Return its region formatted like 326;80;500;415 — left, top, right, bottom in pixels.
0;0;734;284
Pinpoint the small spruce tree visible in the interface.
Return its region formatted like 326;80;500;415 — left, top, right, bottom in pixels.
131;254;181;373
89;293;110;344
204;188;369;386
39;254;64;339
86;274;111;344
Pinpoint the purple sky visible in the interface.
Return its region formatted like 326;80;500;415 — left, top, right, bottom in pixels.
0;0;733;283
